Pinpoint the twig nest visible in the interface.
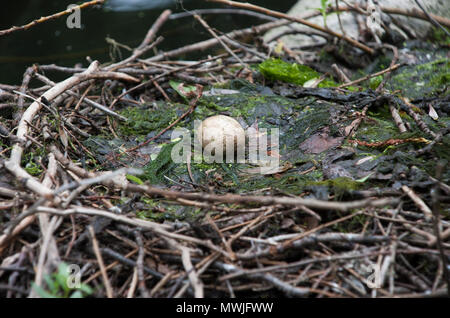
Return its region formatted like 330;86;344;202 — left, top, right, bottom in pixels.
197;115;245;154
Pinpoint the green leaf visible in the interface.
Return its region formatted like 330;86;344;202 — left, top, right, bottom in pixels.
355;172;375;183
44;275;59;295
70;291;84;298
54;272;69;293
32;283;60;298
169;80;197;103
126;174;144;185
78;284;94;295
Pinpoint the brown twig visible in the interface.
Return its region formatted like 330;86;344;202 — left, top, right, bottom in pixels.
430;161;450;296
338;63;401;88
194;14;250;70
0;0;105;37
88;225;114;298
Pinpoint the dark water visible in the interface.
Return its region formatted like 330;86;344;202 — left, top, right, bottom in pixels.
0;0;296;85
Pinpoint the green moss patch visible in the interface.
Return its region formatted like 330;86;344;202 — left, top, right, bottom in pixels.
259;58;337;87
387;58;449;99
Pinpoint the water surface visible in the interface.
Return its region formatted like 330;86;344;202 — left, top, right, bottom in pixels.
0;0;296;84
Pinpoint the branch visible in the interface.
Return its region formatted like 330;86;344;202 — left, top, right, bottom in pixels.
0;0;105;37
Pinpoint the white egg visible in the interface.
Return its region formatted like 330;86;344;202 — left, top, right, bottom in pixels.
197;115;245;155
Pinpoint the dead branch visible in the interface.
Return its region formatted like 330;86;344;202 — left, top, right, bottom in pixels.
0;0;105;37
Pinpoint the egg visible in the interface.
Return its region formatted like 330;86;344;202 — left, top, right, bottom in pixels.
196;115;245;155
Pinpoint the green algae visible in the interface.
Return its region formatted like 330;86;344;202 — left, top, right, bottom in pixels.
142;142;179;185
369;75;383;90
83;65;448;201
237;171;320;194
118;103;180;137
135;196;202;222
429;27;450;45
259;58;337;87
387;58;449;99
23;152;43;176
308;177;362;196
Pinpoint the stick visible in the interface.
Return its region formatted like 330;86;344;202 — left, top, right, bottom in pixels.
430;161;450;296
193;14;249;70
139;9;172;49
401;185;433;221
0;0;105;37
338;63;401;88
89;225;114;298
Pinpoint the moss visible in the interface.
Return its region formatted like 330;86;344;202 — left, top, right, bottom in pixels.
82;135;133;169
23;152;43;176
332;213;368;233
429;27;450;45
118;103;180;137
200;92;302;124
136;197;184;221
193;99;229;119
142;142;180;185
259;58;337;87
22;148;47;176
236;169;323;195
282;103;337;150
309;177;362;197
136;196;205;221
387;58;449;99
233;173;360;196
354;103;405;143
369;75;383;90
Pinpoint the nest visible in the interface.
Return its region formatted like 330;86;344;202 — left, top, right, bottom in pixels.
0;0;449;298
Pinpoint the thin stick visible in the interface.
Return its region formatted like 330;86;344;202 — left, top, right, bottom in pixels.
84;248;138;284
401;185;433;221
106;36;164;71
146;17;319;62
181;247;204;298
0;0;105;36
135;231;150;298
149;271;175;297
30;217;59;297
193;14;249;70
126;268;139;298
390;104;407;133
413;0;450;36
88;225;114;298
430;161;450;296
338;63;401;88
110;54;224;109
138;9;172;49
